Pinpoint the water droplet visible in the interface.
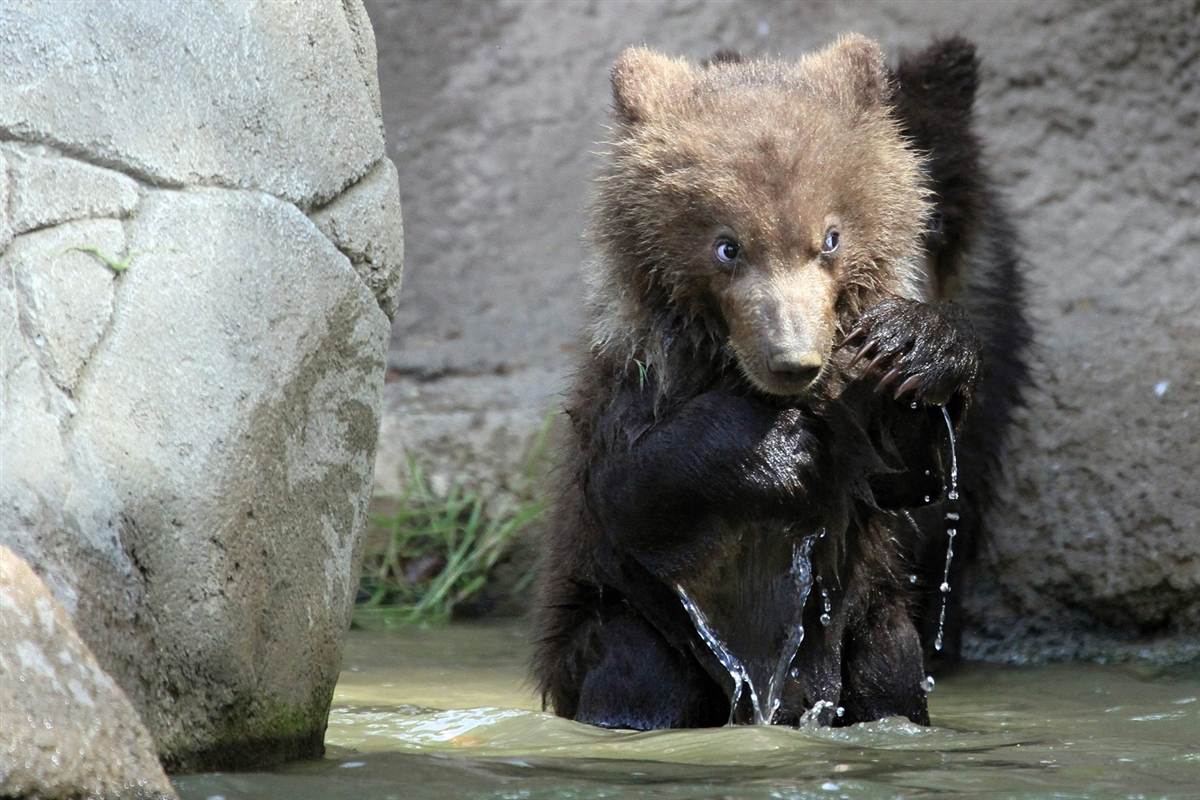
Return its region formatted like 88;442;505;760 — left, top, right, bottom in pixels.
922;675;936;693
923;495;932;504
945;511;960;521
934;410;958;655
836;706;845;717
909;574;918;584
817;578;833;627
910;401;919;410
947;528;957;538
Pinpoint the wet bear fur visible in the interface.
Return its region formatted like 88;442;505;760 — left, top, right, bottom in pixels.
532;35;1030;730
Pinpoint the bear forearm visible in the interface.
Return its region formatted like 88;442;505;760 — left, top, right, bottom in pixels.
585;390;827;551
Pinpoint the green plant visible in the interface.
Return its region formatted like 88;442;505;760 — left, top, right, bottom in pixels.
355;414;553;625
69;246;136;274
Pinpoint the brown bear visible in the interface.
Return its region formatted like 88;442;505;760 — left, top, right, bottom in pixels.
532;34;1028;729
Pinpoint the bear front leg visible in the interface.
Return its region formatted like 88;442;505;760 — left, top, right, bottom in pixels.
842;298;981;421
575;605;728;730
586;388;835;574
837;597;930;726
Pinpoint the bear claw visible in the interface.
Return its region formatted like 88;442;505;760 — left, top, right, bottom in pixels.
843;297;981;412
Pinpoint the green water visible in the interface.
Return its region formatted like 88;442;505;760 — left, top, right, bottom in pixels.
174;623;1200;799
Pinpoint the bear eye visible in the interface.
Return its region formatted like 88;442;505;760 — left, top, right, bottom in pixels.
713;237;741;265
822;227;840;254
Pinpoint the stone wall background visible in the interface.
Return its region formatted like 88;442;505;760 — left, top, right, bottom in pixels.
367;0;1199;660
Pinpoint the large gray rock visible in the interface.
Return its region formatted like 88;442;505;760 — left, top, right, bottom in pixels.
0;0;402;772
0;0;382;208
368;0;1199;658
0;546;177;800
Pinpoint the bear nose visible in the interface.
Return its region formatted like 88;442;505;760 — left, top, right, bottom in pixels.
767;348;823;384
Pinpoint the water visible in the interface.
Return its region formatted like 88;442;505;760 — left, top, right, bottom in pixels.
174;622;1200;799
675;581;761;725
676;534;817;725
671;525;822;725
934;405;960;653
764;535;817;723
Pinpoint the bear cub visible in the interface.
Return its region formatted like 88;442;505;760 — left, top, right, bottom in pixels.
532;34;1029;729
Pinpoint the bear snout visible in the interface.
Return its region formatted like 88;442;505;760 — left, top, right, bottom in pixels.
765;347;823;387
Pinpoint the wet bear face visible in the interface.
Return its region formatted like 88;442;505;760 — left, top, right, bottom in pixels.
593;36;930;397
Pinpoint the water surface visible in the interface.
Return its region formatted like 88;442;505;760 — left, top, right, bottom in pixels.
175;622;1200;799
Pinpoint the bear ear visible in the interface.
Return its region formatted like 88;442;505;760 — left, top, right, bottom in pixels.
611;46;694;124
896;37;979;115
813;33;891;109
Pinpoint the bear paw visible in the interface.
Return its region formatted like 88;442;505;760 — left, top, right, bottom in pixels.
842;297;981;410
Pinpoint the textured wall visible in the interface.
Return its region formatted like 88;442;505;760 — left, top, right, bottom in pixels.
0;0;403;770
368;0;1198;660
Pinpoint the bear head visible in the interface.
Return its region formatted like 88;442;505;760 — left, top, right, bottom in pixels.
589;34;930;399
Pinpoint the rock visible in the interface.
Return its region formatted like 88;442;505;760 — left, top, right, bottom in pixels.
2;144;140;234
5;219;121;391
0;0;383;208
0;151;11;250
0;0;401;772
75;189;387;770
2;190;390;771
341;0;385;125
368;0;1200;657
0;546;177;800
311;159;405;319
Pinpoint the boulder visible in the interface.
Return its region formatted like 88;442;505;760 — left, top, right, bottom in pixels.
0;0;382;208
0;0;402;771
0;546;177;800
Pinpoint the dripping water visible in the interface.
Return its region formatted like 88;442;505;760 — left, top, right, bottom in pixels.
934;405;960;652
763;534;818;724
676;532;820;725
675;583;761;725
817;576;832;627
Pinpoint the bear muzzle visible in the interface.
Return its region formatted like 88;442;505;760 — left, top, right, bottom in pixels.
766;347;824;388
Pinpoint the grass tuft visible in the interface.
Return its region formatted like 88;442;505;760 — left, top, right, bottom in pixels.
70;246;135;274
354;414;552;626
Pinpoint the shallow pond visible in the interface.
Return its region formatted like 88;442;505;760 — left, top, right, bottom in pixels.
174;622;1200;799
